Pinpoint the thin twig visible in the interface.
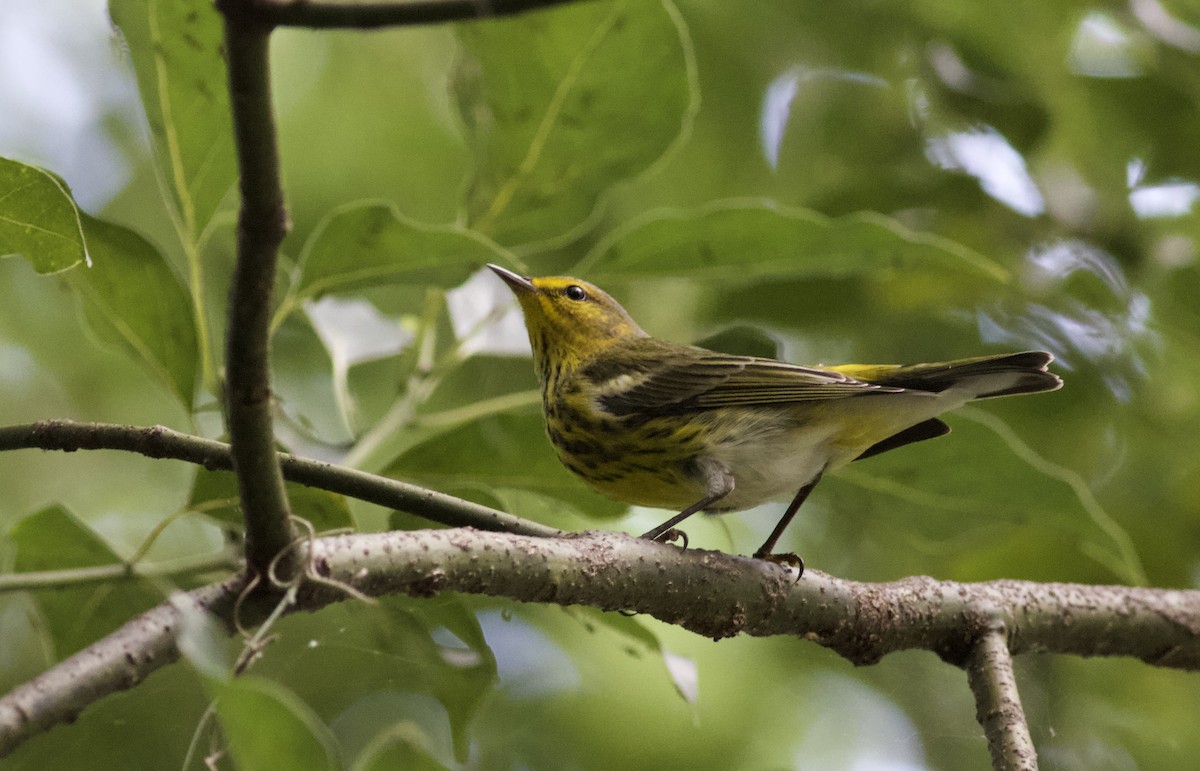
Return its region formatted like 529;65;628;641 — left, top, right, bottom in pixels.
253;0;584;29
966;625;1039;771
234;583;297;674
0;420;559;537
218;2;297;576
0;551;240;593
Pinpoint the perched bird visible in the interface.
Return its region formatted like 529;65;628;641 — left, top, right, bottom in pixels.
487;264;1061;573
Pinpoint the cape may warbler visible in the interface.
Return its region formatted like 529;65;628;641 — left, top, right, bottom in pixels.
488;264;1061;573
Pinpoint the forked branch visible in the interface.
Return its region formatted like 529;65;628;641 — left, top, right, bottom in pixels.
3;528;1198;758
966;625;1038;771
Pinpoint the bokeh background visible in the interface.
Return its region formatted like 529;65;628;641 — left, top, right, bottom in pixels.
3;0;1200;768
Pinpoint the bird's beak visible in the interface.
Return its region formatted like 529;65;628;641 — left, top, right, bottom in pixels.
487;263;536;294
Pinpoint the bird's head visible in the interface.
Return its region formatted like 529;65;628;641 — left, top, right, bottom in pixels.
487;264;646;373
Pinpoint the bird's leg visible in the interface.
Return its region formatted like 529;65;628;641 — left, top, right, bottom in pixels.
641;494;722;542
641;459;734;544
753;471;824;574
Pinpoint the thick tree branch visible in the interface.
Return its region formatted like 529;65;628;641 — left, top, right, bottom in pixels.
306;530;1200;667
251;0;585;29
966;625;1038;771
0;420;558;537
219;4;296;575
4;528;1199;757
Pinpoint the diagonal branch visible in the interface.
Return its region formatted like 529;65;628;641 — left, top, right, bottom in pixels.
0;420;558;537
218;3;296;575
966;625;1038;771
4;528;1199;757
0;580;243;758
253;0;585;29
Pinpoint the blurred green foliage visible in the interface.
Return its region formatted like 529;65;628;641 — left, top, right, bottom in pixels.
3;0;1200;768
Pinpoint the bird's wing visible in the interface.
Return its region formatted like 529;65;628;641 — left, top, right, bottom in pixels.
691;356;901;406
585;343;906;416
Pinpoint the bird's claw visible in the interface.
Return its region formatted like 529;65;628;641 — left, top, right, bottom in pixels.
645;527;689;550
754;551;805;579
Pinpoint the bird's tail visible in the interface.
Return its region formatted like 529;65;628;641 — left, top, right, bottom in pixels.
838;351;1063;400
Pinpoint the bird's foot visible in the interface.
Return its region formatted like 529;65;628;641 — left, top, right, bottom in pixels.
642;527;689;550
753;550;805;579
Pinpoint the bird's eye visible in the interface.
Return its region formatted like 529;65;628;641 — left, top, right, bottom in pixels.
565;285;587;301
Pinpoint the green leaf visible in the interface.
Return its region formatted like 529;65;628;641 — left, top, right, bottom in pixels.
565;606;662;656
456;0;696;245
580;198;1010;284
488;488;618;531
693;325;782;359
289;202;510;307
824;411;1131;584
0;664;212;769
0;157;88;273
8;505;162;658
0;594;49;694
254;597;496;763
187;467;241;526
416;355;539;417
353;724;451;771
564;606;703;706
189;468;355;533
109;0;235;243
272;311;353;444
385;411;627;521
395;597;497;761
68;213;198;407
214;677;340;771
171;588;233;681
0;166;199;406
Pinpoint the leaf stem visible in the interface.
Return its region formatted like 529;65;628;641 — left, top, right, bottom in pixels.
0;551;240;594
